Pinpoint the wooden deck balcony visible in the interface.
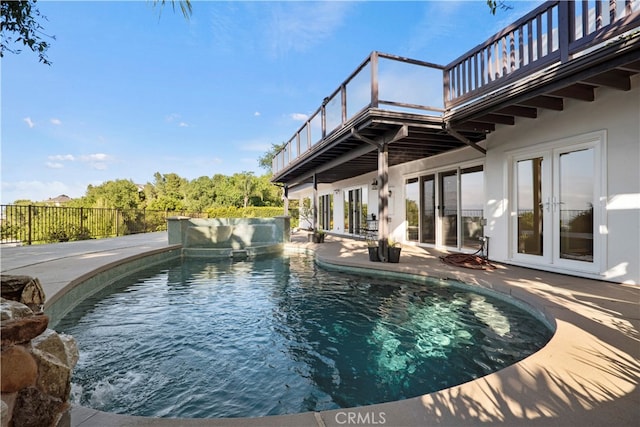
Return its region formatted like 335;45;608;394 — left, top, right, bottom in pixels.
272;0;640;187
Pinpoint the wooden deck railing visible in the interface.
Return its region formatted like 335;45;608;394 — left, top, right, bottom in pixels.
272;52;444;175
444;0;640;109
273;1;640;177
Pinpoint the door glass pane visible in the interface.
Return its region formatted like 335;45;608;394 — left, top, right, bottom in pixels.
344;190;350;233
319;195;333;230
319;196;325;230
361;187;368;227
353;189;361;234
329;194;334;230
517;158;543;255
421;175;435;244
461;167;484;249
559;148;594;262
441;171;458;247
344;189;363;235
405;178;419;241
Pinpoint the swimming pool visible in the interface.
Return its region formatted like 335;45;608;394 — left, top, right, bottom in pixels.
56;254;553;419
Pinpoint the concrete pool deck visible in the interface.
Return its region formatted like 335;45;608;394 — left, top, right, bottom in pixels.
1;231;638;426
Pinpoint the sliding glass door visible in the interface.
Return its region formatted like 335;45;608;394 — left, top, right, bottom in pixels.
404;167;483;250
440;171;458;247
343;187;368;235
318;194;333;231
461;166;484;250
421;175;436;244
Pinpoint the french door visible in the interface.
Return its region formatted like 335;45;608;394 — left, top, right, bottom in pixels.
512;134;604;272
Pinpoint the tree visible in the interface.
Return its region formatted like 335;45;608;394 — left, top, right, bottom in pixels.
185;176;216;212
237;171;257;208
82;180;142;210
1;0;191;64
146;172;187;211
486;1;512;15
1;0;54;64
254;174;283;207
258;142;286;172
209;174;237;207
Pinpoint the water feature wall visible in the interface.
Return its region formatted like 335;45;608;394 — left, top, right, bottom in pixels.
168;216;290;258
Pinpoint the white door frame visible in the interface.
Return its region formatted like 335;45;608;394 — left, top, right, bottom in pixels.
507;130;607;275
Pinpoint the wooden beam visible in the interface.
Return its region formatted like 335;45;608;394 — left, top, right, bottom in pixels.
518;95;564;111
474;113;515;125
445;125;487;154
550;83;595;101
584;69;632;91
495;105;538;118
617;60;640;72
351;125;408;148
451;121;495;132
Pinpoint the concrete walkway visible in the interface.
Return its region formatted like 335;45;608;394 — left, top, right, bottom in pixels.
1;232;638;426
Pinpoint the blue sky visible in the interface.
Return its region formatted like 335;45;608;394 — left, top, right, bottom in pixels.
1;0;542;204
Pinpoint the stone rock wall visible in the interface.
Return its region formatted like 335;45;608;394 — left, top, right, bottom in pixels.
1;276;78;427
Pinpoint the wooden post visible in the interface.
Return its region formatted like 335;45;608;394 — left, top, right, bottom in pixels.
313;174;318;230
341;84;347;124
283;185;289;217
370;51;379;108
558;1;573;65
377;143;389;261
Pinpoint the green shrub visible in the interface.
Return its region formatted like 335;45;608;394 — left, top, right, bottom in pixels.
46;228;69;243
205;206;286;219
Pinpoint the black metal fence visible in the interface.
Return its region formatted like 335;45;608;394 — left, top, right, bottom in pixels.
0;205;207;245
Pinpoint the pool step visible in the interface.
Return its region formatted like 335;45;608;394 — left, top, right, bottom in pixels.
181;244;285;259
231;250;249;260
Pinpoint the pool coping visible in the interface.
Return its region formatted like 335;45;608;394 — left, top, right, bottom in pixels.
1;231;638;426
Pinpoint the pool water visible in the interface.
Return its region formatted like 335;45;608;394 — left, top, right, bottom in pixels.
56;255;553;418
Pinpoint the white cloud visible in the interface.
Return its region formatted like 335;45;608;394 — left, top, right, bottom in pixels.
265;2;352;57
50;118;62;125
45;153;113;170
90;162;108;171
254;111;261;117
166;113;181;122
290;113;308;121
23;117;35;128
79;153;112;162
209;2;352;58
81;153;113;170
0;180;83;204
166;113;189;127
48;154;75;161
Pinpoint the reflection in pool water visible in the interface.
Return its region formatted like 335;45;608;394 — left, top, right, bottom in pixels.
56;255;552;418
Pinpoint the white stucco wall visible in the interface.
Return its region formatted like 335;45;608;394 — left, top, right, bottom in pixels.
285;76;638;283
484;75;639;283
